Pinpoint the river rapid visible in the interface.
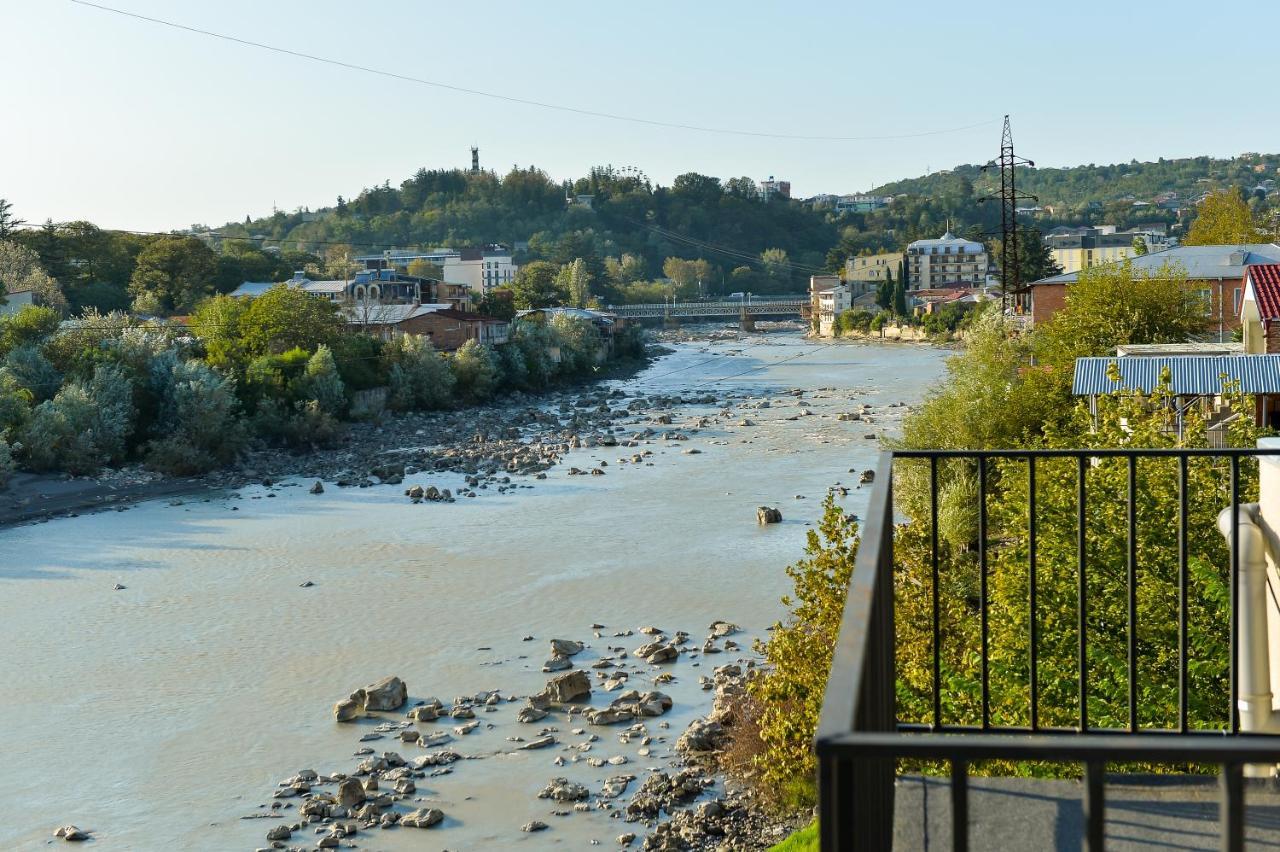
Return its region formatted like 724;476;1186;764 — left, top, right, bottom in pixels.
0;332;947;851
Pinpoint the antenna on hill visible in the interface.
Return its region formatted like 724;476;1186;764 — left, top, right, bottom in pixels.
979;115;1037;313
471;146;480;174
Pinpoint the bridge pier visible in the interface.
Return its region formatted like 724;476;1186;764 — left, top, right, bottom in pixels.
663;314;680;330
739;314;756;332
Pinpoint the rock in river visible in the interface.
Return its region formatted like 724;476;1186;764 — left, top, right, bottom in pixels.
550;638;585;656
541;669;591;704
756;506;782;524
364;676;408;711
333;689;367;722
402;807;445;828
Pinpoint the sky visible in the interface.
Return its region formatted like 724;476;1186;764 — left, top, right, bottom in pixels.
4;0;1279;232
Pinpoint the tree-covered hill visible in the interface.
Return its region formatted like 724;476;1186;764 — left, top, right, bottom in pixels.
872;153;1280;212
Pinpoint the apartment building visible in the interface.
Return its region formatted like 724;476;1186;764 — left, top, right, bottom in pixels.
905;231;988;289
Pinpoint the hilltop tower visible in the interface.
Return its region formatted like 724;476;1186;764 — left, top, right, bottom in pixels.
471;146;479;174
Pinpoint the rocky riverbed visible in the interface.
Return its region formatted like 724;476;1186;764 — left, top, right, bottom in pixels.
241;620;801;852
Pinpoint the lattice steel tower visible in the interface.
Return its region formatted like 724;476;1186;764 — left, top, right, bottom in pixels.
980;116;1037;312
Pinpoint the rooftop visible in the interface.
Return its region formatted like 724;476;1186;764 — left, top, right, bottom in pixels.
1072;354;1280;395
1032;243;1280;285
1245;263;1280;320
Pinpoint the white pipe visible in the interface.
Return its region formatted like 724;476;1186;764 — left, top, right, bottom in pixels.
1217;503;1280;735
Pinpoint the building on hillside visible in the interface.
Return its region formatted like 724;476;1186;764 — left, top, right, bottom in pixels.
905;231;988;290
760;176;791;201
835;194;892;214
341;303;509;349
1045;227;1176;274
1028;244;1280;339
0;284;34;316
354;245;517;295
845;252;902;292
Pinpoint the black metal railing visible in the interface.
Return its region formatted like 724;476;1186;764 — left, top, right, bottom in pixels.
816;448;1280;851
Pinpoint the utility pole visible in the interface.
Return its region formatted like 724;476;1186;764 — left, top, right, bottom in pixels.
979;115;1037;313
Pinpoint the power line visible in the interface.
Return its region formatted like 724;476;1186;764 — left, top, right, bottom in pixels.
69;0;1000;143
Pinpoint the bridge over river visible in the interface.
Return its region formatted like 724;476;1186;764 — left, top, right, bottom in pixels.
607;297;808;327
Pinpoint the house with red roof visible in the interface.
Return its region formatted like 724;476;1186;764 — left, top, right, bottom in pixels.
1239;263;1280;354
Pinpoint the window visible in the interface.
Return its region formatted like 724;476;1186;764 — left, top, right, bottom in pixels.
1234;287;1243;315
1197;288;1213;316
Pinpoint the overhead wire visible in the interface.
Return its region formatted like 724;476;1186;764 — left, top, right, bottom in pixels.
68;0;1000;143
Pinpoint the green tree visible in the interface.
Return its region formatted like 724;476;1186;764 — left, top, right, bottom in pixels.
1132;236;1149;255
510;260;564;309
0;240;64;311
992;226;1061;286
662;257;713;295
1035;260;1207;368
0;199;24;240
743;494;859;797
293;345;347;416
760;248;791;283
875;278;893;311
1185;189;1266;245
559;258;591;308
237;286;341;357
892;277;907;316
128;237;218;314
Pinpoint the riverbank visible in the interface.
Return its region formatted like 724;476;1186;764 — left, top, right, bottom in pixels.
0;348;668;531
1;333;948;850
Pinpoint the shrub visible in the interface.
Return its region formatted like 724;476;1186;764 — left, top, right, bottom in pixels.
143;355;246;474
384;334;454;411
739;495;859;800
451;339;500;402
22;363;135;474
511;320;558;389
293;345;347;417
551;314;601;377
0;305;61;358
0;438;13;489
1;344;62;402
495;341;530;390
835;309;874;335
0;373;32;440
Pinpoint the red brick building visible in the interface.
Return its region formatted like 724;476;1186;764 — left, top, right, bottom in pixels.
343;304;509;350
1028;244;1280;339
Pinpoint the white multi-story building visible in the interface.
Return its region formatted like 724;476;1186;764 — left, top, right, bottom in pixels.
355;245;517;295
905;231;988;289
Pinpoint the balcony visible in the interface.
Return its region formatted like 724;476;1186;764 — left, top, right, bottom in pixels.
816;448;1280;851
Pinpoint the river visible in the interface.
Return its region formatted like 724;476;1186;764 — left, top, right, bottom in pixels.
0;332;947;850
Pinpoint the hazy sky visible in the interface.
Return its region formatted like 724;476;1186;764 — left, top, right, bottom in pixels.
4;0;1278;231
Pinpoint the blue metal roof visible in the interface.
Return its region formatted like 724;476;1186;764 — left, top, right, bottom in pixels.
1073;355;1280;395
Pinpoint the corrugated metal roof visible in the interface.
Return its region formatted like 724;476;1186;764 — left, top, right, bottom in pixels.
1073;355;1280;395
